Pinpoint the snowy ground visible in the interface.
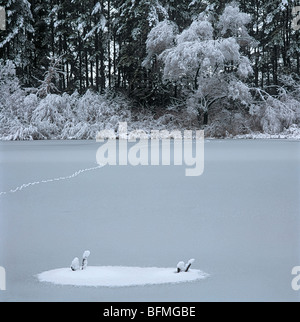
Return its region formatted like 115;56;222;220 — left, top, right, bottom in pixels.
0;139;299;302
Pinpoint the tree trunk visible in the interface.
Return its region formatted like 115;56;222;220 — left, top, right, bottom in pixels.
100;41;105;93
85;48;89;89
203;111;208;125
107;0;112;89
79;33;83;93
95;34;100;92
90;61;93;88
272;45;278;86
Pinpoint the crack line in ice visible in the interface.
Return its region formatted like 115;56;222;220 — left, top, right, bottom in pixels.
0;164;104;196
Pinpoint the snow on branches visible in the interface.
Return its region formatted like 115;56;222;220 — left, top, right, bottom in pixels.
36;56;65;98
147;3;254;125
177;259;195;273
143;20;178;68
217;4;253;46
71;250;90;271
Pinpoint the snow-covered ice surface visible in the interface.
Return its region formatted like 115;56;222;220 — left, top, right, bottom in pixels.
0;139;300;302
37;266;207;287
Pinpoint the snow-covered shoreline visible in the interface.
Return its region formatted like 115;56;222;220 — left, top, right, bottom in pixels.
1;59;300;142
1;130;300;141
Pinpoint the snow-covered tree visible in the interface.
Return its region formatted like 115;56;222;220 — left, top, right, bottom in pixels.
0;60;25;123
154;3;254;125
143;20;178;68
30;0;52;85
113;0;169;103
1;1;299;139
217;3;253;46
0;59;43;140
36;56;65;98
0;0;34;84
250;82;300;134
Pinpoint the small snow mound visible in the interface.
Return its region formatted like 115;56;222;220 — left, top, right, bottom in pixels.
37;266;208;287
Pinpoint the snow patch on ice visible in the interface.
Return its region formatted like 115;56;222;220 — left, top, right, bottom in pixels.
37;266;208;287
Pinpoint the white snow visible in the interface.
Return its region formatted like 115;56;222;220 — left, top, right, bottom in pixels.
234;124;300;140
71;258;80;271
82;250;90;259
37;266;208;287
177;261;185;271
187;258;195;265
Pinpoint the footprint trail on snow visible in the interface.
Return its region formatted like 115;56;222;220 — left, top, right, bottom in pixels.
0;164;104;196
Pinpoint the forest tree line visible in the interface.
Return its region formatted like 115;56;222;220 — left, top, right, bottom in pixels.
1;1;299;103
0;0;300;140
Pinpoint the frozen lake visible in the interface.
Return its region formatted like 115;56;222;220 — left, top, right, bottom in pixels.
0;139;299;302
